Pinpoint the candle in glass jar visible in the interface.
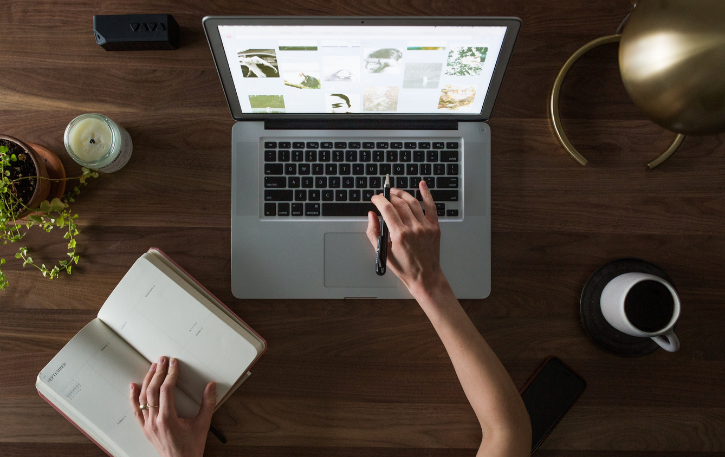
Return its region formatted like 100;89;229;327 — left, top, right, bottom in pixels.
67;117;113;162
64;113;133;173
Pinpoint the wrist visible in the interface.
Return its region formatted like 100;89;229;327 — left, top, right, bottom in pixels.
408;268;451;302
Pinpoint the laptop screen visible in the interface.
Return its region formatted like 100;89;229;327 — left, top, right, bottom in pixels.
217;25;508;115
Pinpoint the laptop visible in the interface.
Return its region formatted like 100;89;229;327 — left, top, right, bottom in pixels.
202;16;520;299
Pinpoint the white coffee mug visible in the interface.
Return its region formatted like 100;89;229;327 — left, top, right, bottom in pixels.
600;272;680;352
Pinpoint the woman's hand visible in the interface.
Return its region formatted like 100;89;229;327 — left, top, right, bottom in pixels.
130;356;216;457
366;180;448;297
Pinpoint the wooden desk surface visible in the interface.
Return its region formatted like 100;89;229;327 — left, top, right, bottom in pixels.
2;1;724;455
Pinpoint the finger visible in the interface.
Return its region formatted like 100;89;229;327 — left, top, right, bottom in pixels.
419;180;439;225
139;363;156;421
389;193;416;227
391;188;426;224
146;356;168;419
371;194;404;236
365;211;381;249
129;383;145;428
159;358;179;419
194;382;217;431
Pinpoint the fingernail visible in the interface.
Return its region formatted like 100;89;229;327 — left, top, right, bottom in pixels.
159;356;166;364
149;363;156;371
211;382;216;393
170;358;177;366
421;180;428;189
130;384;134;393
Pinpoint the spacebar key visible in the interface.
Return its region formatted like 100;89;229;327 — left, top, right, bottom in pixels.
322;203;379;216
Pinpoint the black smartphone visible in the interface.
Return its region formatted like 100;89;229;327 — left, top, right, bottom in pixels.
519;357;586;454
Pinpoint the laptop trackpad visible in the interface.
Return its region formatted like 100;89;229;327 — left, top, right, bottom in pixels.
324;232;399;288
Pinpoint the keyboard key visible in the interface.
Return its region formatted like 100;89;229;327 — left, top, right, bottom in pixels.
433;142;444;149
360;150;371;162
264;141;277;149
349;141;361;149
321;141;333;149
264;150;276;162
448;164;459;175
363;141;375;149
396;177;408;188
312;163;324;175
418;142;431;149
291;203;303;216
264;203;276;216
265;190;293;201
306;141;319;149
285;163;296;175
306;150;317;162
380;164;392;175
356;177;367;188
292;150;304;162
315;177;327;188
309;189;320;201
298;164;310;175
342;177;355;188
391;141;403;149
288;177;300;188
423;177;435;188
336;190;347;201
295;189;306;201
302;176;314;188
446;142;459;149
339;163;351;175
346;150;357;162
329;177;340;188
373;150;385;162
436;203;445;210
404;141;416;149
325;164;337;175
431;190;458;201
434;164;446;175
440;150;459;162
293;142;305;149
407;164;419;175
400;150;411;162
265;163;283;175
437;177;458;188
279;141;291;149
278;203;290;216
353;164;365;175
366;164;378;175
421;164;431;175
387;150;398;162
427;151;438;162
370;176;381;188
335;141;347;148
322;189;334;201
447;209;459;217
409;176;421;188
278;150;290;162
413;150;425;162
305;203;321;216
322;203;379;216
437;209;445;217
363;190;375;201
319;150;331;162
264;177;286;188
333;150;344;162
377;142;389;149
393;164;405;175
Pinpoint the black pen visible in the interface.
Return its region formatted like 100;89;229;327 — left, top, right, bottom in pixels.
375;174;390;276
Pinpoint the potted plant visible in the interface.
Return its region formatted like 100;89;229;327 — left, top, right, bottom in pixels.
0;134;97;289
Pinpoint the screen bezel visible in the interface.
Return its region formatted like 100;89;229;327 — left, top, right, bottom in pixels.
202;16;521;122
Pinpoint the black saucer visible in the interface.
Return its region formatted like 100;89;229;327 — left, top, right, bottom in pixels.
580;258;675;357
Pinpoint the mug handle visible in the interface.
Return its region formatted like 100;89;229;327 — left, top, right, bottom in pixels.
651;329;680;352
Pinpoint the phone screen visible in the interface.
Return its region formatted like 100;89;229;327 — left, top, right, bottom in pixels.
520;357;586;453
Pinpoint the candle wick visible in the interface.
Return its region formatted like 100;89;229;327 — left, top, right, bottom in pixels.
90;139;96;144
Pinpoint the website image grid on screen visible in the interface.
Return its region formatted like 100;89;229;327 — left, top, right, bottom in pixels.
218;25;506;115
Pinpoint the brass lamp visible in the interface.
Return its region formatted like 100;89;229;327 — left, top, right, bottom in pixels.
550;0;725;169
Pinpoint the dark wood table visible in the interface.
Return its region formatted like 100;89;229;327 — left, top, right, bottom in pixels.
2;1;724;455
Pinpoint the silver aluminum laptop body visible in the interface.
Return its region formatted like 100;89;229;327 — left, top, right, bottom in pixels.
203;16;520;299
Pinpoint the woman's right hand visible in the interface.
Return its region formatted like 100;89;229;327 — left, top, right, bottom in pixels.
366;180;448;297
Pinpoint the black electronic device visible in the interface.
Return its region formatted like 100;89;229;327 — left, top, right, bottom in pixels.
520;357;586;454
93;14;180;51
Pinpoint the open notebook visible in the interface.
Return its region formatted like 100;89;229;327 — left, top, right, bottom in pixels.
36;248;267;457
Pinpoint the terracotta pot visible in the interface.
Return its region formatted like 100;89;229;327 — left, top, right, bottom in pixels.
0;134;54;219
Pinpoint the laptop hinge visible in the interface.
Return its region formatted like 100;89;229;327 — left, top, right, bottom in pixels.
264;119;458;130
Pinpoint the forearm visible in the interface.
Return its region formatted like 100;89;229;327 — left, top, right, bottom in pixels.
411;275;531;454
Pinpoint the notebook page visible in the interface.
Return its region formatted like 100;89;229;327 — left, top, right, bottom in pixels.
97;256;260;404
37;319;199;457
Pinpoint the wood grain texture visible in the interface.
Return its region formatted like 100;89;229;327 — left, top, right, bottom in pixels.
2;0;725;455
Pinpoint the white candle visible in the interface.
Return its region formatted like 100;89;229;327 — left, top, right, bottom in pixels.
67;117;113;162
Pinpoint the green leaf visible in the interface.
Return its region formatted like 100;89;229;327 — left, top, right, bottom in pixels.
39;200;51;214
0;258;4;265
50;198;65;213
28;215;43;223
67;265;72;274
10;154;17;162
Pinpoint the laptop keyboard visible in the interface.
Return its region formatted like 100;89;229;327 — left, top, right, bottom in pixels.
262;139;461;218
